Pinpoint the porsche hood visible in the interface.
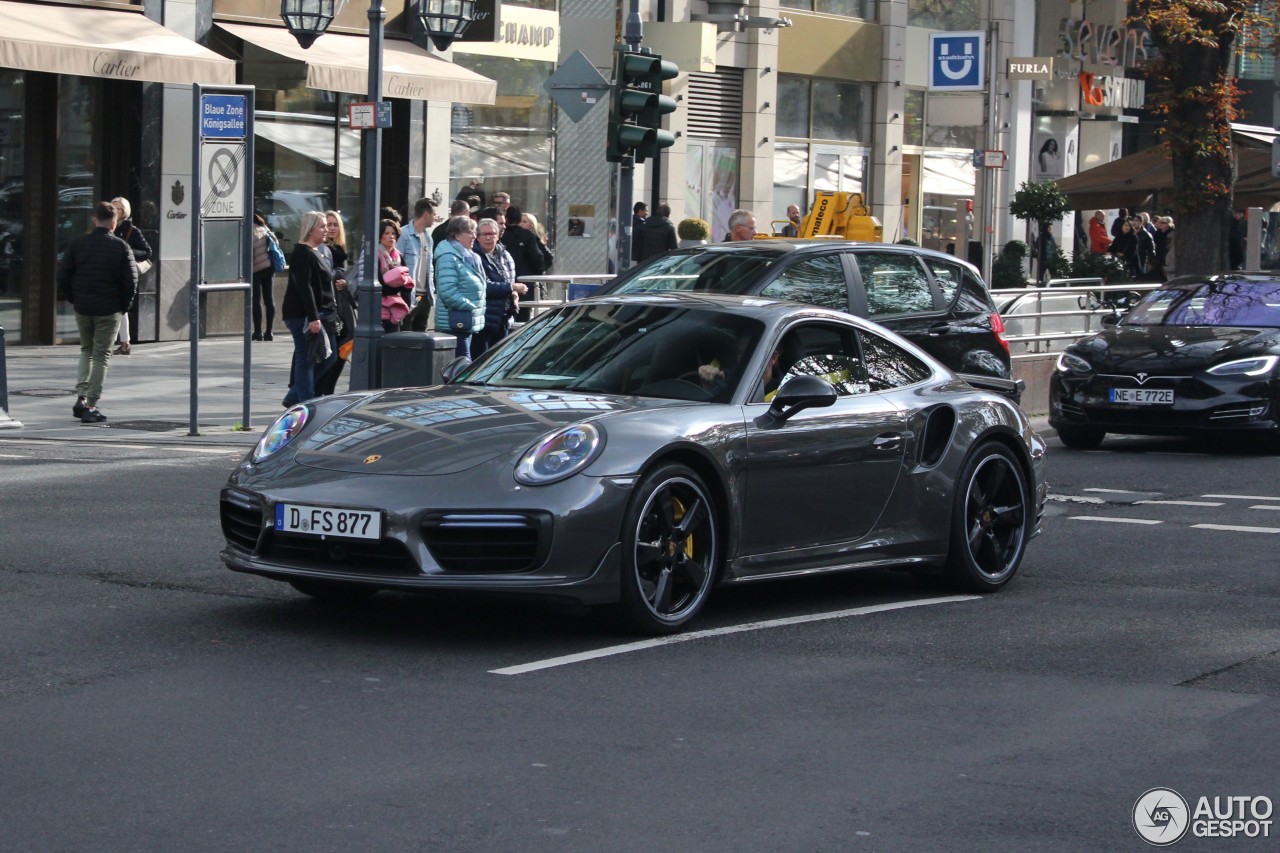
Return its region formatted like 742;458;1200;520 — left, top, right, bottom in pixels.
291;386;683;475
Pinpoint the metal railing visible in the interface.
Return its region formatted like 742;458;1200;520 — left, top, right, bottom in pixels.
998;281;1160;359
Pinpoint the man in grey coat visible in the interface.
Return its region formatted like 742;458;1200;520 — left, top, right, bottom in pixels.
57;200;138;423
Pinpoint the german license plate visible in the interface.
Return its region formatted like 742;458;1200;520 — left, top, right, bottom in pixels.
1109;388;1174;405
274;503;382;540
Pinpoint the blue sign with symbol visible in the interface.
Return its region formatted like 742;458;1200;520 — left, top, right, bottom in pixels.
200;94;248;139
928;32;985;92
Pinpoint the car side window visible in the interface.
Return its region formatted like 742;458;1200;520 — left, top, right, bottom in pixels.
853;252;935;317
923;257;962;304
758;323;870;402
760;255;849;311
857;328;933;391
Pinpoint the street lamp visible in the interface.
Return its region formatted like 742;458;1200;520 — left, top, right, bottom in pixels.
279;0;474;392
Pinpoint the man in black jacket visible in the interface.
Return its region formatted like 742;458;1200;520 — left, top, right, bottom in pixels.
57;200;138;423
635;203;678;262
500;204;545;280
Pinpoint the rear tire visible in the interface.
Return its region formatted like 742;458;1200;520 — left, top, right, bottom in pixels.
944;443;1032;592
1056;424;1105;450
288;579;378;604
618;463;720;634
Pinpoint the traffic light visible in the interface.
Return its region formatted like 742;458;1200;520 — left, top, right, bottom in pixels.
607;50;679;163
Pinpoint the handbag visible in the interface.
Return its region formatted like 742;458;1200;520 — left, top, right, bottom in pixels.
266;234;286;273
136;259;153;275
447;308;473;333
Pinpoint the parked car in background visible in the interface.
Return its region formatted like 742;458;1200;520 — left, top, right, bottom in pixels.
0;185;96;296
1050;274;1280;449
222;293;1046;633
597;239;1015;393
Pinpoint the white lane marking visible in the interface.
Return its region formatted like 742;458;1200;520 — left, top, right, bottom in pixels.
1192;523;1280;534
0;453;30;459
1083;488;1141;494
1134;500;1224;507
1046;494;1107;504
1203;494;1280;501
1068;516;1163;525
1249;505;1280;511
489;595;981;676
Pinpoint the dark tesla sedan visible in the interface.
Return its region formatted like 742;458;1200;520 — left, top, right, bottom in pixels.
1049;274;1280;448
596;240;1016;388
222;293;1046;634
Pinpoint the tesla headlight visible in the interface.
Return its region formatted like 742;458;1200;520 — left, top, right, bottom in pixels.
1207;355;1280;377
515;424;604;485
1056;352;1093;375
252;405;309;463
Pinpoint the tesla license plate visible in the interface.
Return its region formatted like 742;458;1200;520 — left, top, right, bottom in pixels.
274;503;382;540
1109;388;1174;405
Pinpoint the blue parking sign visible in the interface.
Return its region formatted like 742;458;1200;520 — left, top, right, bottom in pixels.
928;32;985;91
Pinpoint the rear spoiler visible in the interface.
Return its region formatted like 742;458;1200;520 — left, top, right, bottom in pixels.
958;373;1025;404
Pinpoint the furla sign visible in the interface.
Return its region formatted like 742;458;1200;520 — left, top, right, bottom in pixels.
1007;57;1054;80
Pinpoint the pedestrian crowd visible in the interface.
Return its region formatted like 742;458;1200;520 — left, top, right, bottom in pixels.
257;186;547;410
1088;207;1177;281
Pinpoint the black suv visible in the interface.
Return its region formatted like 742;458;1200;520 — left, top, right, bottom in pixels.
598;239;1013;384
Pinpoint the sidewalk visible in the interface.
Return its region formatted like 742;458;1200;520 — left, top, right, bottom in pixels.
0;337;295;447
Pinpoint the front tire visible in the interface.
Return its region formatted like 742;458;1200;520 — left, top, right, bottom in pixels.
1056;424;1105;449
945;443;1032;592
618;463;720;634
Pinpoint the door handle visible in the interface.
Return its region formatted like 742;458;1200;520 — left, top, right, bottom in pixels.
927;322;951;336
873;433;903;451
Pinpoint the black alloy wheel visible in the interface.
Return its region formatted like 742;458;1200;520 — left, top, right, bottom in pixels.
945;443;1031;592
619;463;720;634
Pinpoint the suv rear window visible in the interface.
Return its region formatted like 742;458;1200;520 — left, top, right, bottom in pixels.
609;251;780;294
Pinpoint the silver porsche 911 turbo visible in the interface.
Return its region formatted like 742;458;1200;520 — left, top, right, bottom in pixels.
221;293;1047;634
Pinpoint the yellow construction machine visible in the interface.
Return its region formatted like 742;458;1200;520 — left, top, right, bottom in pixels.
766;191;884;242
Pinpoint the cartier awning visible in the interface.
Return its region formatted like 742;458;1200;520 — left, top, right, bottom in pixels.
220;23;496;104
0;0;234;85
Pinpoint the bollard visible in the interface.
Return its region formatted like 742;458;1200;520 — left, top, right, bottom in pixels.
0;323;20;429
0;323;9;414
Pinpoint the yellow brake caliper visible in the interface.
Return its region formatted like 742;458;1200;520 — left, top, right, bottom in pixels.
671;496;694;558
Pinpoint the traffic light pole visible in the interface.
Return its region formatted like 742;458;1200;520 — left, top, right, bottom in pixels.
616;0;641;272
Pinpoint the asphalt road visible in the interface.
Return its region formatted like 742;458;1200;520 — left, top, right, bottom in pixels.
0;433;1277;852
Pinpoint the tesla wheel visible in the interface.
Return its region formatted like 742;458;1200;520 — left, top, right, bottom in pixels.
618;463;720;634
945;443;1031;592
1056;425;1105;449
288;579;378;604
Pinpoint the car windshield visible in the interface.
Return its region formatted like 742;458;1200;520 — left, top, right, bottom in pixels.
1125;281;1280;327
604;249;781;295
460;303;765;403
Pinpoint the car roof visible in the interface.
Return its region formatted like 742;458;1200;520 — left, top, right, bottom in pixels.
568;290;874;326
656;239;985;274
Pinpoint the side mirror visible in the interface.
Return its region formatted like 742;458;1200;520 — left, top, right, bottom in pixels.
440;356;472;385
1100;313;1120;327
756;374;838;425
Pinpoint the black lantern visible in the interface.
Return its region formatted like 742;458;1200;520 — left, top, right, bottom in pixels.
280;0;347;49
415;0;476;52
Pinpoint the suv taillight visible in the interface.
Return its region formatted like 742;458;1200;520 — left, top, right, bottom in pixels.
990;312;1010;354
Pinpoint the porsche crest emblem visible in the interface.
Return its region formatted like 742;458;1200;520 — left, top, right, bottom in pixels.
364;455;382;465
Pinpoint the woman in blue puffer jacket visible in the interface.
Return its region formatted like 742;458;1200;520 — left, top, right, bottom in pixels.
433;215;486;359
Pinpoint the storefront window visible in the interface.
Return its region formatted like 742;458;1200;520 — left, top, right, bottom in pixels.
253;85;356;255
907;0;982;30
54;76;97;343
776;75;810;139
772;142;809;228
779;0;874;18
450;53;552;227
904;90;923;147
811;79;871;143
0;71;23;339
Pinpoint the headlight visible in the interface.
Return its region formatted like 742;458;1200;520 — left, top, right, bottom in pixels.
515;424;604;485
1056;352;1093;375
252;405;309;463
1207;355;1280;377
